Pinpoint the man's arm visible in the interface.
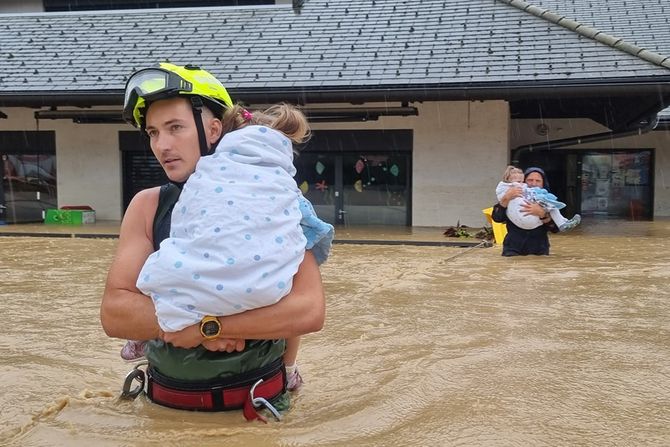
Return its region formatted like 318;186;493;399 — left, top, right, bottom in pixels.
100;187;162;340
219;250;325;339
162;251;326;347
103;186;326;346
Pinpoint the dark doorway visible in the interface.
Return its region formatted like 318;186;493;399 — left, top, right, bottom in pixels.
119;132;169;211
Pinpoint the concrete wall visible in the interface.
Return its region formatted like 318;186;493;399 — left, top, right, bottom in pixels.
0;0;44;13
0;108;124;220
410;101;509;227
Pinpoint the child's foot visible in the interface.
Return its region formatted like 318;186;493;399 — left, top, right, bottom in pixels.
285;365;304;391
120;340;147;361
559;214;581;232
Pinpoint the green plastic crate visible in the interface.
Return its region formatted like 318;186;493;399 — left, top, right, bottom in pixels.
44;209;96;225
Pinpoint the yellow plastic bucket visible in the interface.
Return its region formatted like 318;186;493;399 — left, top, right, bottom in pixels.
482;207;507;245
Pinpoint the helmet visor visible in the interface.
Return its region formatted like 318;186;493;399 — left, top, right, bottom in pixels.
122;68;193;127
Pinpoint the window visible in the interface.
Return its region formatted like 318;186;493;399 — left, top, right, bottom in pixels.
0;131;57;223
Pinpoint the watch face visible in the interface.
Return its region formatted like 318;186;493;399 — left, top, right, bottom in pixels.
202;320;220;337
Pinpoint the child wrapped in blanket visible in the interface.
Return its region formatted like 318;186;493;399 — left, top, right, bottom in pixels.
495;165;581;232
121;103;334;392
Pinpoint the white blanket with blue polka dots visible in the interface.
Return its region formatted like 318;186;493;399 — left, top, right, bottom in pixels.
137;125;333;332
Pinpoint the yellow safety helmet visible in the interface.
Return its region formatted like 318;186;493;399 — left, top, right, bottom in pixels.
122;62;234;128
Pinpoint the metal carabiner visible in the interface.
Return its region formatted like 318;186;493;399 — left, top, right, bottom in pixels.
120;362;147;400
249;379;282;421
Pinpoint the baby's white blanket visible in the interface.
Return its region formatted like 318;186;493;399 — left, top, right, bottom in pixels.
137;125;332;332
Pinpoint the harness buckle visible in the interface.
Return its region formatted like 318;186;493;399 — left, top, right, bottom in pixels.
120;362;147;400
249;379;282;422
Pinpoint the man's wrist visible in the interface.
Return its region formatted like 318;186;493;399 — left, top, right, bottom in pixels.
200;315;222;340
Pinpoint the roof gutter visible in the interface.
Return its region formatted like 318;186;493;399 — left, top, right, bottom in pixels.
32;106;418;123
237;79;670;105
2;78;670;107
511;116;659;164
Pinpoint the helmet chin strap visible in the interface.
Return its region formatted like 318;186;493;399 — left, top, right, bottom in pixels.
190;96;211;157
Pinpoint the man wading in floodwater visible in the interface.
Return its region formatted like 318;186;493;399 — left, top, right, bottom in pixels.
100;63;326;420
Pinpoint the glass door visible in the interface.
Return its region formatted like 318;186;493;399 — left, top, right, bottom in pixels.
341;153;409;225
580;150;652;219
294;129;412;226
294;153;337;225
294;152;410;226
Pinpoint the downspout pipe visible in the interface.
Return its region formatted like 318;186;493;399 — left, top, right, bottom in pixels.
511;116;659;164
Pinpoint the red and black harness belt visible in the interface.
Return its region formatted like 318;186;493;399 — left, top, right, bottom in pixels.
146;358;286;421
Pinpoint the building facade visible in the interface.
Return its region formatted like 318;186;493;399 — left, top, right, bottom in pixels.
1;0;669;226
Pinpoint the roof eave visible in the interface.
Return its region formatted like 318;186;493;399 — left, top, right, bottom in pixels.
2;77;670;108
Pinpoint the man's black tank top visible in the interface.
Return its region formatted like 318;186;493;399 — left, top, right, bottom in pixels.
152;183;181;249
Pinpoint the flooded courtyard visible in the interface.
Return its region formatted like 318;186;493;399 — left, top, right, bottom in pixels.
1;220;669;446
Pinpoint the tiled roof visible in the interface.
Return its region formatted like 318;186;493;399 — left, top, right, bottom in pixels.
524;0;670;56
500;0;670;69
0;0;669;103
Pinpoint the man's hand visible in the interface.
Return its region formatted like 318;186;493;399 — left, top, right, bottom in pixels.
202;338;246;353
161;323;246;352
161;324;203;349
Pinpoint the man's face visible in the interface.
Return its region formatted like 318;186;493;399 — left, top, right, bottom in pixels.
144;97;202;183
525;172;544;188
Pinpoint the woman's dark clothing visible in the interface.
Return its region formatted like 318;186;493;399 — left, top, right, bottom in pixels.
491;202;558;256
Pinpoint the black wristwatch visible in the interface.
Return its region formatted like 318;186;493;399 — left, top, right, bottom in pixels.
200;315;221;340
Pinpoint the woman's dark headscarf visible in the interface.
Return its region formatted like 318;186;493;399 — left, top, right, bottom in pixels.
524;167;549;191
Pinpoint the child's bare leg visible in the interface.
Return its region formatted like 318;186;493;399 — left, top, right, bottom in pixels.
284;336;304;391
284;336;300;366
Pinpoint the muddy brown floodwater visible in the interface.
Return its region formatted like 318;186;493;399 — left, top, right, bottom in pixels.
1;220;669;446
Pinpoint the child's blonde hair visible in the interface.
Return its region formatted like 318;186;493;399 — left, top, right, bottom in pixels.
220;103;311;145
502;165;524;182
